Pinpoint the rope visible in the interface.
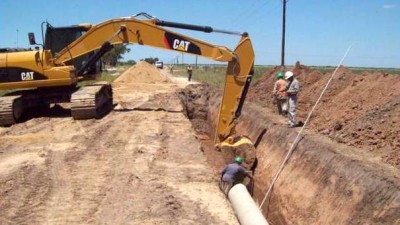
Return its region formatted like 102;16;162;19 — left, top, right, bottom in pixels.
259;46;352;209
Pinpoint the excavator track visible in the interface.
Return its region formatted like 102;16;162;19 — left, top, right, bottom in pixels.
0;95;24;127
71;82;113;120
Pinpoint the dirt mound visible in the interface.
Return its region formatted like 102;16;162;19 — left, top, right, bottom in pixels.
114;61;171;84
248;62;400;168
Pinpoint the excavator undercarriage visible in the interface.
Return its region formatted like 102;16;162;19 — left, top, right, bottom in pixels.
0;83;112;126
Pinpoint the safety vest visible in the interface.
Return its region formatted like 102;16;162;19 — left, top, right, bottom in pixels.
276;79;288;97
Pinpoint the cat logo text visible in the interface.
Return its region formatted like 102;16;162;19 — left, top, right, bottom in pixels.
173;39;191;52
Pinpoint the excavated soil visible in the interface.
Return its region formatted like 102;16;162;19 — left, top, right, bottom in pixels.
248;62;400;169
0;61;238;225
179;62;400;225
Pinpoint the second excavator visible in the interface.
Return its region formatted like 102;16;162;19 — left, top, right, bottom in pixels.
0;12;256;167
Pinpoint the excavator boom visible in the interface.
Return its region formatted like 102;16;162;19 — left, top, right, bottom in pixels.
53;16;255;144
54;17;237;65
0;14;256;167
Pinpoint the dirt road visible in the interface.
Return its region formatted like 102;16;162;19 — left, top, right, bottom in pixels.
0;62;238;225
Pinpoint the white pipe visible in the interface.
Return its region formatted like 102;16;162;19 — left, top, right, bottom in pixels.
228;184;269;225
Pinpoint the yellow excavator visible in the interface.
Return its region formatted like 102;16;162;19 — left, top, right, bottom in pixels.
0;13;256;167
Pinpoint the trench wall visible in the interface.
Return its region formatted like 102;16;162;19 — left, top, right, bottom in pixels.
208;99;400;225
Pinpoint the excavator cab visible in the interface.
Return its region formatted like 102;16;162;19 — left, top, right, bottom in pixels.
27;23;102;77
45;23;102;76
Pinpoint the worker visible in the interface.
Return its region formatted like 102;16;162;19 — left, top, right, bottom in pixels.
220;156;253;195
186;64;193;81
272;72;288;116
169;64;174;74
284;71;300;128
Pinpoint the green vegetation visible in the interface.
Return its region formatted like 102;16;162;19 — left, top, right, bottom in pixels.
172;64;399;87
2;64;398;97
78;65;130;87
347;67;400;75
0;89;13;96
310;66;400;75
103;44;131;66
172;64;271;87
142;57;160;64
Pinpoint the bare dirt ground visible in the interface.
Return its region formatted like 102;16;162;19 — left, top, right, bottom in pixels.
0;62;238;225
1;60;398;224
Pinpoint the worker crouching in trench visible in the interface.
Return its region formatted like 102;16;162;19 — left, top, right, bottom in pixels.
219;156;253;195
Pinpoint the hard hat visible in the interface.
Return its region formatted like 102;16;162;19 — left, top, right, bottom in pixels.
234;156;243;164
277;72;284;79
285;71;294;80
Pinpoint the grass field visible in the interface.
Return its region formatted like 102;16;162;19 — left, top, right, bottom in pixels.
172;64;400;87
172;65;270;88
1;64;399;96
0;65;129;97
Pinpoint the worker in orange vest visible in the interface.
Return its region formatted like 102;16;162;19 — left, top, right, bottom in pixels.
272;72;288;116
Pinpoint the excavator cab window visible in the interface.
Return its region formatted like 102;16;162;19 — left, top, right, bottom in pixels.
44;24;87;55
44;23;102;75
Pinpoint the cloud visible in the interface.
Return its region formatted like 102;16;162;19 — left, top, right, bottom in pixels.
383;4;396;9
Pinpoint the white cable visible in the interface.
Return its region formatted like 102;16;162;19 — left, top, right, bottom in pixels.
259;46;352;209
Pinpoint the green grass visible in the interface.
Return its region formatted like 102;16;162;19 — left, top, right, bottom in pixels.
172;65;271;88
310;66;400;75
347;67;400;75
1;64;398;96
0;65;129;96
77;69;123;87
172;64;399;88
0;89;14;96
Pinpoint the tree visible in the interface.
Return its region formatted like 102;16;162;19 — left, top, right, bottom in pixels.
142;57;159;64
124;60;136;65
103;44;130;67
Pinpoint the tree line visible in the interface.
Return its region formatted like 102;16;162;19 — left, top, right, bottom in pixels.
103;44;160;66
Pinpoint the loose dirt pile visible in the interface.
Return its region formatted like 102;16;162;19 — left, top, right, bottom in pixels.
248;62;400;169
114;61;171;84
0;62;238;225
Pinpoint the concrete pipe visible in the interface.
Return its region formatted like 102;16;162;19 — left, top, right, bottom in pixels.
228;184;269;225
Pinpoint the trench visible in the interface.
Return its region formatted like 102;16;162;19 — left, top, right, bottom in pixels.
178;83;400;225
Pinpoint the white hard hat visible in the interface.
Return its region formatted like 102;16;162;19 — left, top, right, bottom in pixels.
285;71;294;80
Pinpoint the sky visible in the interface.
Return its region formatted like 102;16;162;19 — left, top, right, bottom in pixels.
1;0;399;68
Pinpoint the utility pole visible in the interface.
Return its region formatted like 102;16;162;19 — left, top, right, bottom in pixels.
281;0;288;67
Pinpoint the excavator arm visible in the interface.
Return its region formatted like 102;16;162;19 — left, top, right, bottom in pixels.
54;15;255;151
54;17;237;65
0;14;256;167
